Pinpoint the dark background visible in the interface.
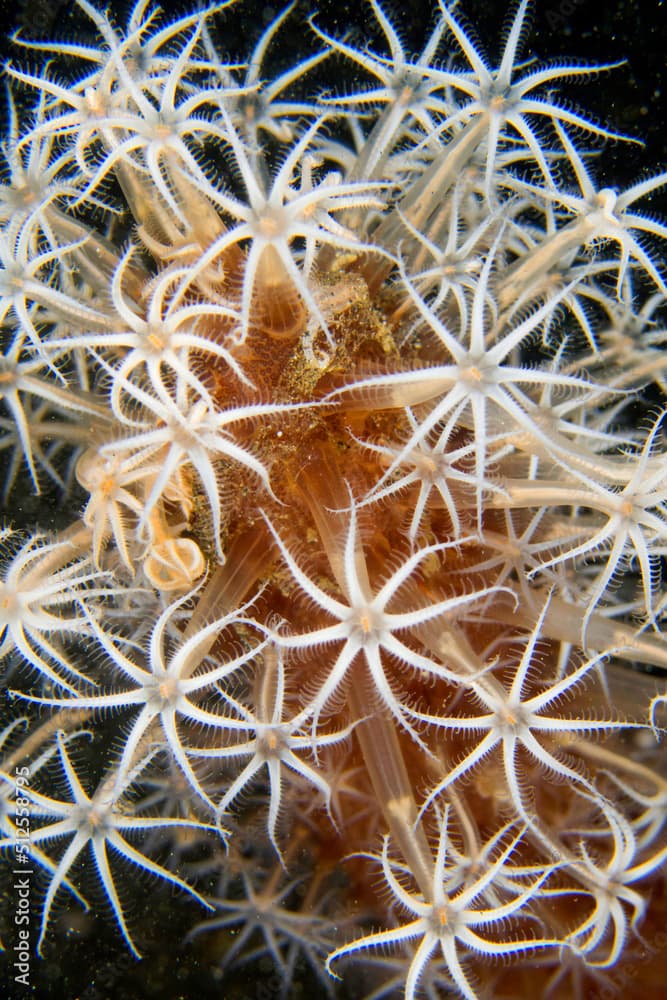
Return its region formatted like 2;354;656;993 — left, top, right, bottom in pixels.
0;1;664;998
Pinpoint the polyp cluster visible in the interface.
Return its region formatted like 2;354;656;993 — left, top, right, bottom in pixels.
0;2;666;997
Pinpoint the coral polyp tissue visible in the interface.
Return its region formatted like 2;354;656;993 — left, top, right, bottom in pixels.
1;0;667;995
